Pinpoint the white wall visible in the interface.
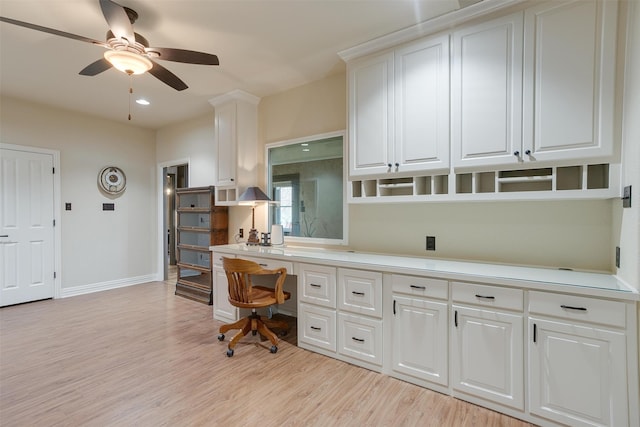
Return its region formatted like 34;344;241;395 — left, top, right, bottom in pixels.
614;0;640;291
0;96;157;291
156;114;217;187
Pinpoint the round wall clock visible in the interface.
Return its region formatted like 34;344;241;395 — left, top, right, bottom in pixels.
98;166;127;195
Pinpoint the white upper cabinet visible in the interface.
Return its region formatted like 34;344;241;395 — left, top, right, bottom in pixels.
395;35;450;173
214;101;237;187
522;0;618;163
349;33;450;177
453;0;618;169
451;12;524;169
209;90;260;205
348;51;394;177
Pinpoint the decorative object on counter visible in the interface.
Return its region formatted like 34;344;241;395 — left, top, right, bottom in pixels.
260;232;271;246
238;186;271;245
270;224;284;245
98;166;126;195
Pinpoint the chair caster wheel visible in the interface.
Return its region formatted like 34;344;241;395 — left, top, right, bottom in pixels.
217;334;225;341
226;349;234;357
270;345;278;354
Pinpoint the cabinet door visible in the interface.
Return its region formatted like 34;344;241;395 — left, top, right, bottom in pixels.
452;12;524;169
348;51;394;177
214;102;236;186
392;295;448;386
395;34;450;173
529;317;628;427
213;266;237;322
451;305;524;410
523;0;617;162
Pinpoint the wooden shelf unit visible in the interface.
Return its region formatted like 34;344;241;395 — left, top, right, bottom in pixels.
175;186;228;304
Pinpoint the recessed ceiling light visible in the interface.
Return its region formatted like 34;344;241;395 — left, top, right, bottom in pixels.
136;99;150;106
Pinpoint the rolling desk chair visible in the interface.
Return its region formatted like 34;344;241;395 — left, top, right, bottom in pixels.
217;257;290;357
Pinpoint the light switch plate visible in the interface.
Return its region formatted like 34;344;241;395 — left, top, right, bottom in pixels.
622;185;631;208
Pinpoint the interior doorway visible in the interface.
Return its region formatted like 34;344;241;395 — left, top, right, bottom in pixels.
162;164;188;281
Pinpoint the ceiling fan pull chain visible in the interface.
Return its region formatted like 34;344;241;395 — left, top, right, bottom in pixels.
128;74;133;121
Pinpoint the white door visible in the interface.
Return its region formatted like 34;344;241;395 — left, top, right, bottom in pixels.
348;51;394;177
392;295;448;386
451;305;524;410
529;317;628;427
0;148;55;306
395;34;450;173
451;11;524;169
522;0;617;162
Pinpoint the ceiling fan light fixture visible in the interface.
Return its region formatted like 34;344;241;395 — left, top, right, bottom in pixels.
104;50;152;75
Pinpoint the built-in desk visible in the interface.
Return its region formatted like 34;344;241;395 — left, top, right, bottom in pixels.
210;244;639;427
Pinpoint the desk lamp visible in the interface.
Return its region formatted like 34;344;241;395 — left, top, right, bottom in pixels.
238;186;271;245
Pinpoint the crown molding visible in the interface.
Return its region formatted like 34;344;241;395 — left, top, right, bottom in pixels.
338;0;526;62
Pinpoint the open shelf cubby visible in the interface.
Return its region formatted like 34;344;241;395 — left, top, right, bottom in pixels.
349;163;616;202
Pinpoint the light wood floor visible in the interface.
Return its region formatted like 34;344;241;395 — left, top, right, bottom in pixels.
0;281;536;427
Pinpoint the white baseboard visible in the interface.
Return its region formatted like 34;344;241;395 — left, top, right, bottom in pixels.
60;274;159;298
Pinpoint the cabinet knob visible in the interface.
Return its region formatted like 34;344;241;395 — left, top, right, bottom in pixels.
230;178;234;182
525;149;531;155
513;151;520;157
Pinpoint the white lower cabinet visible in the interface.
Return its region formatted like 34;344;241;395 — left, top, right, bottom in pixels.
451;305;524;410
299;302;336;352
213;265;237;322
338;312;383;367
528;292;630;427
450;282;524;410
213;247;638;427
392;295;448;386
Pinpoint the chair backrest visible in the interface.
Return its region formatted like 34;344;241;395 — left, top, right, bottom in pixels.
222;257;287;305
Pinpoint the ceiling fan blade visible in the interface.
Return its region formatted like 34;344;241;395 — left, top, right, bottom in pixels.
146;47;219;65
148;60;188;91
79;58;113;76
99;0;135;43
0;16;108;47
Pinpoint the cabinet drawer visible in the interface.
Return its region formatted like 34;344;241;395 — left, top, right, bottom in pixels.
299;263;337;309
338;268;383;318
241;256;294;273
338;312;383;366
452;282;523;311
299;303;336;352
529;291;626;328
212;253;232;267
392;274;448;300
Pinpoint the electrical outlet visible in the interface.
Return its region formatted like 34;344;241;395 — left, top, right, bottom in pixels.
616;246;620;268
239;228;244;238
426;236;436;251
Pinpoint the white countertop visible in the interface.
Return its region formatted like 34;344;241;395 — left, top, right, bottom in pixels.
211;244;639;301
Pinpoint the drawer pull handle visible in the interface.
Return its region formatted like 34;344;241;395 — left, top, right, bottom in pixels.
310;283;322;288
533;323;537;343
475;294;495;300
352;291;365;296
352;337;365;343
561;304;587;311
258;263;268;267
454;310;458;327
310;326;322;331
410;285;426;290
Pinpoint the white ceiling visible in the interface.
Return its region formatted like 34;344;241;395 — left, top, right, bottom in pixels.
0;0;470;129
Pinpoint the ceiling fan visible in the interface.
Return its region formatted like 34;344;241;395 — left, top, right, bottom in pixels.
0;0;219;91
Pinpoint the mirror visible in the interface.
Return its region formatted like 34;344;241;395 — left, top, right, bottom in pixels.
267;131;346;245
